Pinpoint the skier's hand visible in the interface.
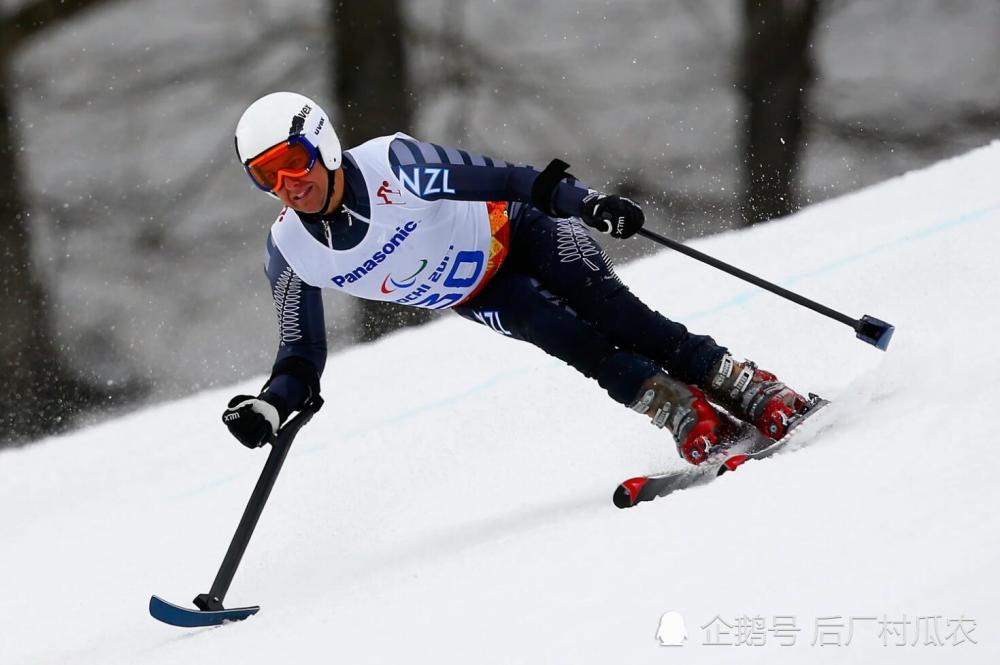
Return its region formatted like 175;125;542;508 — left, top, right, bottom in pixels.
580;192;644;239
222;395;280;448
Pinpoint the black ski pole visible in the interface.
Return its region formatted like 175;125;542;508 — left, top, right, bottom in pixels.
150;395;323;627
194;395;324;611
636;227;894;351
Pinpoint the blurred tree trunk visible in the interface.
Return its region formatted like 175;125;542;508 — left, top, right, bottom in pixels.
330;0;434;343
739;0;821;225
0;0;122;445
0;73;90;443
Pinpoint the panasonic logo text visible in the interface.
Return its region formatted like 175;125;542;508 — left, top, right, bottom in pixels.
331;221;419;287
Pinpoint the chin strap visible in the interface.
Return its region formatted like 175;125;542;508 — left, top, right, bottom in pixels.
318;166;337;214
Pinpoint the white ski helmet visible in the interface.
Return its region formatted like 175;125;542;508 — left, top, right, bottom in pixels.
234;91;341;192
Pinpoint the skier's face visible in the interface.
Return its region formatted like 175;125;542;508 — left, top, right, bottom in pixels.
275;162;331;214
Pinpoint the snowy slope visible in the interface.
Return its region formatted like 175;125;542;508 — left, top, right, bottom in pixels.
3;143;999;664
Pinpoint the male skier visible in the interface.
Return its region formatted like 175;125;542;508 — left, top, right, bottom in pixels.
223;92;811;466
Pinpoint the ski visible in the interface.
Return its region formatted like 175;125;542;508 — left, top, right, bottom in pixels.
149;595;259;628
613;395;831;508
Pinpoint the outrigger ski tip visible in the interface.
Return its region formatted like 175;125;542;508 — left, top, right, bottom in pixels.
149;595;259;628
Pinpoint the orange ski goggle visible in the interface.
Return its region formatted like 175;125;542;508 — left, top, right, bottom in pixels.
243;136;319;192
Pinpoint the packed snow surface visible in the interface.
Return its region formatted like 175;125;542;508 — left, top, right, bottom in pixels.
3;144;999;664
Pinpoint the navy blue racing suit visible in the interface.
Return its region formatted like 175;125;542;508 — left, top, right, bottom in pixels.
258;137;727;418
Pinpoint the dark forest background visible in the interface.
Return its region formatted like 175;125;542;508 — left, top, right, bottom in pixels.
2;0;997;445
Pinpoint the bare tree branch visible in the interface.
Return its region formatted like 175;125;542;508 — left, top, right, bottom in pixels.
811;103;1000;151
18;17;315;111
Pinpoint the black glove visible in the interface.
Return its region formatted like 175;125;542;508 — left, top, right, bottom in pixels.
580;192;644;239
222;395;281;448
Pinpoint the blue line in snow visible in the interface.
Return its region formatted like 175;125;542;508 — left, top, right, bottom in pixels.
294;365;535;456
172;366;536;499
681;200;1000;321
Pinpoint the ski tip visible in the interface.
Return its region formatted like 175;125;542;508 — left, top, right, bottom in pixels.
722;454;748;472
794;395;832;430
149;595;260;628
613;476;649;509
612;485;633;509
805;393;831;410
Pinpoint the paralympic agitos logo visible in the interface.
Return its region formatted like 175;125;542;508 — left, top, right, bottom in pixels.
380;259;428;294
331;220;419;287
